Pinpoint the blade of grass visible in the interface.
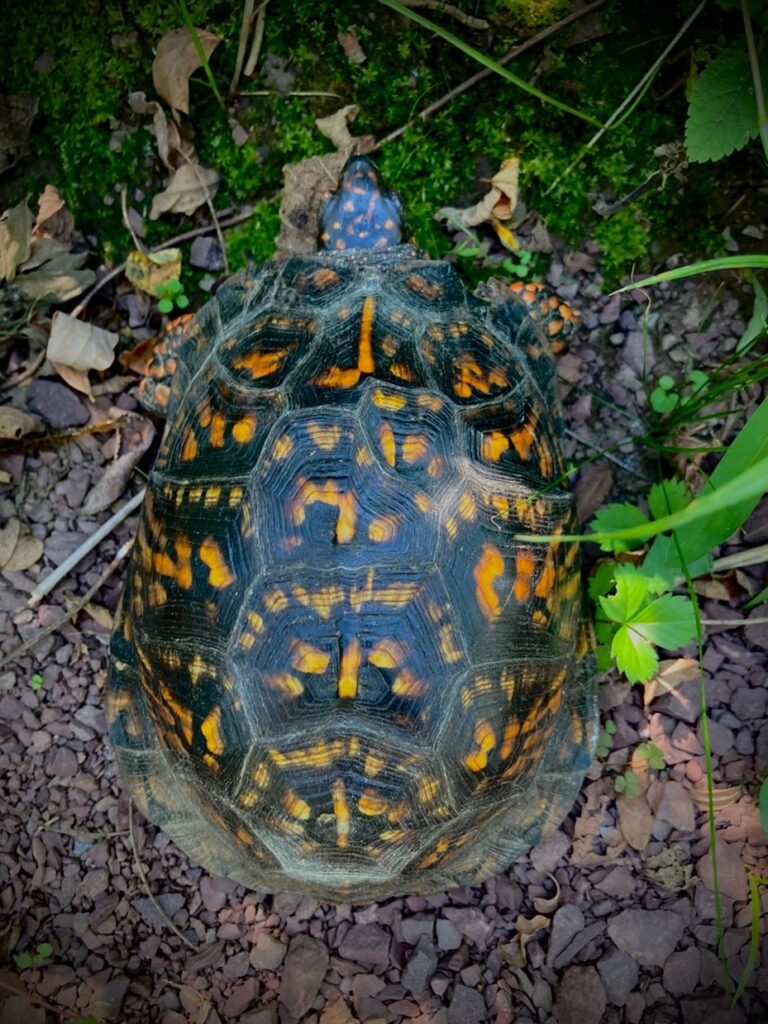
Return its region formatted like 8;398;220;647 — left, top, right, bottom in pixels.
376;0;602;127
616;255;768;292
177;0;226;112
516;452;768;546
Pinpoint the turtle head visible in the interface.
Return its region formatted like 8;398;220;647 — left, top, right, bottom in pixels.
320;156;404;251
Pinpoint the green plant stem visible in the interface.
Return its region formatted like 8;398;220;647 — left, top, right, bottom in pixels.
177;0;227;112
741;0;768;165
376;0;603;126
616;255;768;292
732;872;768;1004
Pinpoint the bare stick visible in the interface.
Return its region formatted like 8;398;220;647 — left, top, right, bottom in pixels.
230;0;256;100
0;537;133;669
26;489;144;608
129;800;198;950
244;0;269;78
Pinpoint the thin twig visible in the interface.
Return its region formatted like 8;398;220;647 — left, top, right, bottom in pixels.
238;89;343;98
713;544;768;572
180;153;230;275
129;800;197;950
702;617;768;626
120;186;145;253
375;0;609;148
0;537;133;669
0;346;46;391
27;490;144;608
244;0;269;78
399;0;489;30
0;976;63;1016
70;208;254;319
230;0;256;100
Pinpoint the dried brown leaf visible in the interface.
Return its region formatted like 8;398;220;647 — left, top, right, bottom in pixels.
616;792;654;851
514;913;550;965
532;872;561;914
0;201;33;282
125;247;182;296
436;157;520;230
47;311;118;372
15;252;95;302
50;361;93;398
0;519;21;568
644;657;700;706
338;25;366;64
5;530;44;572
0;407;39;440
150;164;219;219
84;449;147;514
152;27;222;114
33;184;73;243
690;785;741;810
83;601;115;630
316;104;361;153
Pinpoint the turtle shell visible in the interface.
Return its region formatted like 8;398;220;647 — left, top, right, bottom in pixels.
107;175;596;902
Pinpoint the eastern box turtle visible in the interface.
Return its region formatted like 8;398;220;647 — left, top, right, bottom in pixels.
107;157;597;901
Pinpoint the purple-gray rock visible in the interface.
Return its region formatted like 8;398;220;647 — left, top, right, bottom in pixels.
546;904;585;966
663;946;700;996
730;685;768;721
401;936;438;994
607;909;684;967
27;379;89;428
553;966;607;1024
337;923;391;967
447;983;485;1023
597;949;639;1006
279;934;329;1018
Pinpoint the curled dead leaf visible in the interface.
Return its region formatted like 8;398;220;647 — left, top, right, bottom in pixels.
514;913;550;965
150;164;220;219
316;104;363;153
690;785;741;811
0;200;33;282
0;407;40;440
338;26;366;64
644;657;700;706
0;519;43;571
125;247;183;297
152;27;222;114
34;184;74;243
83;601;114;630
532;873;561;914
15;252;95;303
47;311;118;372
436;157;520;231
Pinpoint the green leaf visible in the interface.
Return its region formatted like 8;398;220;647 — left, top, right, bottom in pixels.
588;560;619;600
589;503;649;553
623;772;641;798
658;374;675;390
614;774;626;792
650;387;678;414
745;581;768;611
687;369;710;392
599;571;655;625
648;478;689;520
737;275;768;355
605;720;617;735
36;942;53;958
30;672;44;691
676;393;768;566
611;622;660;682
175;294;190;309
627;592;698;651
685;52;758;162
15;952;32;969
158;298;173;314
615;256;768;293
760;779;768;835
642;534;712;586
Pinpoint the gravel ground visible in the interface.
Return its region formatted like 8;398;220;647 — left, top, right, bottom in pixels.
2;240;768;1024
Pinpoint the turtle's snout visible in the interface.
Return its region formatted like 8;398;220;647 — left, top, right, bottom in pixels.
320;156;403;251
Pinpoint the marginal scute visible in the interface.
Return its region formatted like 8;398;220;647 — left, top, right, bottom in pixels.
108;213;596;900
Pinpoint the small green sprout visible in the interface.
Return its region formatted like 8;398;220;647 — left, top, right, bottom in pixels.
636;740;666;771
596;719;616;759
15;942;54;969
156;278;190;314
650;374;679;414
29;672;44;691
613;771;642;798
501;249;534;279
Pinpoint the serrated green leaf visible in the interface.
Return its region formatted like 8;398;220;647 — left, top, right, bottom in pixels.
626;592;698;650
760;778;768;835
599;571;655;625
588;560;618;600
648;478;689;519
589;503;649;553
611;622;660;682
685;52;757;162
614;562;668;596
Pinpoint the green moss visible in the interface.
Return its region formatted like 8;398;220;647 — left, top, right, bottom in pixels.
0;0;743;291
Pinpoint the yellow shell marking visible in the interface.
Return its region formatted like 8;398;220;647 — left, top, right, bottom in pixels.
372;388;407;411
266;672;304;698
338;638;361;699
368;514;399;543
232;348;288;379
200;537;234;589
392;669;428;698
401;433;429;464
513;549;536;602
473;543;505;620
332;778;350;848
463;718;496;772
379;422;396;467
358;789;388;816
153;536;193;590
282;789;311;820
290;640;330;674
201;706;224;756
364;752;386;777
368;638;405;669
307;423;343;451
232;414;258;444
